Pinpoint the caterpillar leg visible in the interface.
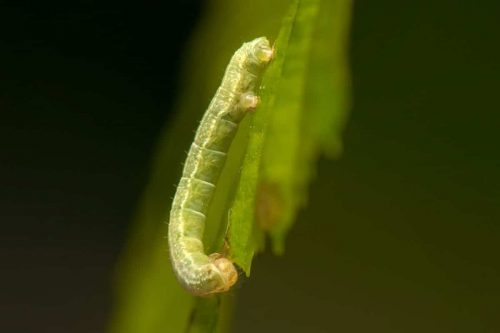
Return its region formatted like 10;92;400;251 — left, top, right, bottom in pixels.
239;92;260;111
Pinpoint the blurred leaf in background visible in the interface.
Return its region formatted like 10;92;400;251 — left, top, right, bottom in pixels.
109;0;351;332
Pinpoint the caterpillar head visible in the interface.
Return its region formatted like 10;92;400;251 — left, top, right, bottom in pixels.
247;37;274;66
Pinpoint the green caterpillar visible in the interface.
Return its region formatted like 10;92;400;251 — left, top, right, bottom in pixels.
168;37;274;296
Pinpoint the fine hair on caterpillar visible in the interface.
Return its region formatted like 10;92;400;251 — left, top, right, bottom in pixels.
168;37;274;296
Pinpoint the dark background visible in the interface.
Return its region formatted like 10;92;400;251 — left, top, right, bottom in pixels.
2;1;499;332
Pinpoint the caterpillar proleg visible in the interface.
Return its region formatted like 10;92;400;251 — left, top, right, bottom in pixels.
168;37;273;296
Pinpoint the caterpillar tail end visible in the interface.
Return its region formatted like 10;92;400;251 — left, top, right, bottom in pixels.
207;253;238;295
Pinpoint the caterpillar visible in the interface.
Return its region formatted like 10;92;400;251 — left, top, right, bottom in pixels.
168;37;274;296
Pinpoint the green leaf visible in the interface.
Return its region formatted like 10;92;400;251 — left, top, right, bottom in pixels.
227;0;299;274
108;1;351;332
260;0;353;254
